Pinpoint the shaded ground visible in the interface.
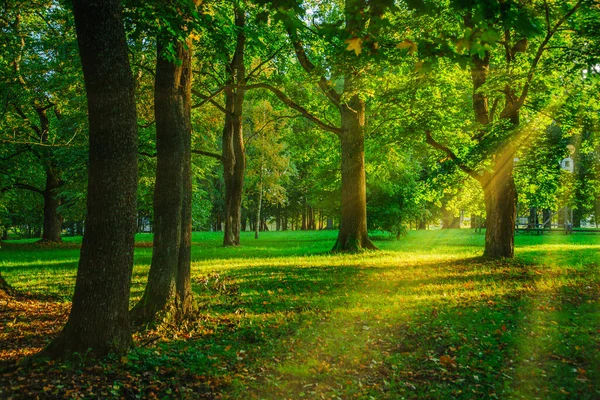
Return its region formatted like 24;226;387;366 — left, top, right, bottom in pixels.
1;230;599;399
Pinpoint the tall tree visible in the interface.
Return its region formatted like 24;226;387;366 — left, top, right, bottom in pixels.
419;0;586;257
249;0;386;251
131;36;194;324
41;0;138;357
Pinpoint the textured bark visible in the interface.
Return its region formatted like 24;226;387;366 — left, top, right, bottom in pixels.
332;96;376;252
222;8;246;247
40;166;63;243
131;38;189;324
482;165;516;259
176;41;194;318
41;0;138;358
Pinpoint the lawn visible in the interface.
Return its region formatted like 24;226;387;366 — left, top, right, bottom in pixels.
1;229;599;399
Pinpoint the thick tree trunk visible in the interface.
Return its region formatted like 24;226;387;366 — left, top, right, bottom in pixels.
482;167;516;259
332;97;376;252
131;38;189;324
41;0;138;358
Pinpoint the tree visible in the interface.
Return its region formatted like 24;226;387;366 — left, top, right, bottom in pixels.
131;36;194;324
0;2;86;243
249;0;389;251
416;0;587;257
41;0;138;358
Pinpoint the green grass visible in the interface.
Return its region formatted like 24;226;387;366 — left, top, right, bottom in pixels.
1;229;599;399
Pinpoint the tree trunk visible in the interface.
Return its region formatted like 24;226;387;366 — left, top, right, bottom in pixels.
177;51;193;318
301;199;307;230
326;217;333;230
332;97;376;252
527;207;537;229
255;165;263;240
39;164;63;243
482;167;516;259
543;209;552;229
222;8;246;247
0;272;12;298
572;207;582;228
130;38;189;324
41;0;138;358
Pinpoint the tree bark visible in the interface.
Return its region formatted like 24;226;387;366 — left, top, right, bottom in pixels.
40;166;63;243
131;38;190;324
332;96;376;252
482;166;516;259
177;50;193;317
41;0;138;358
222;7;246;247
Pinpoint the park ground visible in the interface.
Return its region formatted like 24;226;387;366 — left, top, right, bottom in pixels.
0;229;599;399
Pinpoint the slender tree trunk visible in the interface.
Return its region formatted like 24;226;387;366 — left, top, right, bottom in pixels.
301;199;307;230
332;96;376;252
572;208;582;228
482;166;516;259
543;208;552;229
131;38;190;324
41;180;63;243
326;217;333;230
177;49;193;317
41;0;138;358
222;8;246;247
255;164;263;239
528;207;537;229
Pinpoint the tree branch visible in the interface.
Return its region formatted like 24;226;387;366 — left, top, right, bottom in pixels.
191;149;224;162
286;27;341;107
1;182;43;195
509;0;584;116
424;131;481;182
138;151;156;158
246;45;285;82
242;83;342;135
0;145;30;161
138;120;155;129
245;114;302;145
12;104;41;136
191;88;227;114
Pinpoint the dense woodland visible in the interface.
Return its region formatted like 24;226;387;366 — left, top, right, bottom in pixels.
0;0;599;371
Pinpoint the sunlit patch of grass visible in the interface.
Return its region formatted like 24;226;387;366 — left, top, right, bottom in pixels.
1;229;599;398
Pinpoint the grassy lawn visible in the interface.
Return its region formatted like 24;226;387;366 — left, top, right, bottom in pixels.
1;229;599;399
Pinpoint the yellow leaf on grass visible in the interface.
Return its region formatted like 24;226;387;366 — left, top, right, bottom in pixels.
345;37;363;56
